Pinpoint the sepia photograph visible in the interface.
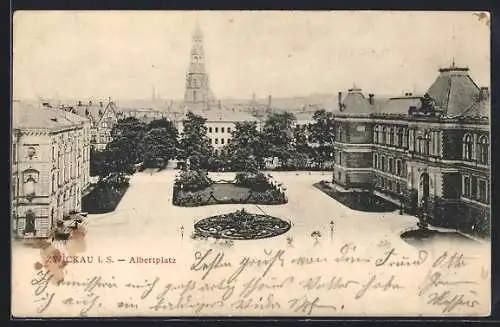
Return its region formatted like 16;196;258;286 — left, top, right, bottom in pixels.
11;11;491;317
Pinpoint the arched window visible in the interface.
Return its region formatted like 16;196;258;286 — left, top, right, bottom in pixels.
23;169;39;198
385;127;391;145
381;156;386;171
381;127;386;144
462;134;473;160
478;135;489;164
25;177;36;197
396;159;402;176
403;128;409;148
24;210;36;234
373;125;379;143
397;128;403;147
374;153;378;169
388;158;394;174
389;128;394;146
423;131;431;155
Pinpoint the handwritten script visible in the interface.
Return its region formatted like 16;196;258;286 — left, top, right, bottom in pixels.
23;244;488;317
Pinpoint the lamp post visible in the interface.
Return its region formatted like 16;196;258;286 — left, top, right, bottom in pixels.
330;220;334;241
180;225;184;242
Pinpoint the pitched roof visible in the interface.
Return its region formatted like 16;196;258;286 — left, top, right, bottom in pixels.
377;96;422;115
71;101;118;123
461;99;490;119
426;66;481;117
339;88;374;115
13;101;89;131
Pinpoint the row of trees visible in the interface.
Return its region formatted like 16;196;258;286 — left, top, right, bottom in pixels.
90;109;336;179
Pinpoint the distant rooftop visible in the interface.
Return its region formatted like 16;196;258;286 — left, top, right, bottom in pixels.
13;101;89;131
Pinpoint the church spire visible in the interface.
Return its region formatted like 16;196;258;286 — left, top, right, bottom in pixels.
184;22;213;109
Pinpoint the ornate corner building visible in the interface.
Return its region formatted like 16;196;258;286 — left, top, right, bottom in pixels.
331;64;490;236
12;102;91;239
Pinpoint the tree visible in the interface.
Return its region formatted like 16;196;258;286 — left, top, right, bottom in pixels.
309;109;335;169
141;119;178;169
142;128;178;169
110;117;147;164
262;112;296;167
90;148;107;177
293;124;311;169
178;111;213;170
224;121;264;171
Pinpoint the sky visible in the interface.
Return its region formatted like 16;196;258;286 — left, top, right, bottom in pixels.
13;11;490;101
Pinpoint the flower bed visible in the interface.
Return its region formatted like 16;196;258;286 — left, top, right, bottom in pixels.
401;228;477;248
174;169;213;192
194;209;291;240
173;171;287;207
173;182;287;207
314;181;398;212
82;181;129;214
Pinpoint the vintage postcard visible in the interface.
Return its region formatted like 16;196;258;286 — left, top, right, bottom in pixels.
11;11;491;317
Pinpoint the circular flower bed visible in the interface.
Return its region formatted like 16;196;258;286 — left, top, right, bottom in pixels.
194;209;291;240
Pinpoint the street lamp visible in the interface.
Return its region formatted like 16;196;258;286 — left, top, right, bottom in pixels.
330;220;335;241
180;225;184;241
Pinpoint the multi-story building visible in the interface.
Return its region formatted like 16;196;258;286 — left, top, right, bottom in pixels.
175;109;262;155
331;64;490;236
12;101;91;239
72;100;119;151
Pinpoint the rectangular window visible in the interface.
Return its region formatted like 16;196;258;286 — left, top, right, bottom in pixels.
227;127;231;133
388;158;393;174
463;176;470;197
215;127;219;133
209;127;212;133
396;183;401;194
215;138;218;144
221;127;225;133
471;176;478;199
478;180;488;203
13;143;17;163
221;139;225;145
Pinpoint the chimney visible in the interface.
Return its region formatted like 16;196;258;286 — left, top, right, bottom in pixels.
338;92;342;110
368;93;374;105
267;94;272;109
479;87;489;101
78;100;82;106
100;101;103;108
89;101;92;106
218;100;222;110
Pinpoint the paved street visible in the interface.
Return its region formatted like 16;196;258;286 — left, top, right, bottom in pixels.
82;170;419;248
12;169;490;317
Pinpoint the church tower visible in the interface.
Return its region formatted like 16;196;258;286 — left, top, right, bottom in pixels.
184;23;213;111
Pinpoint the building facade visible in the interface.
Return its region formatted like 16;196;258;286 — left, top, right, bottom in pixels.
175;109;262;155
332;65;490;236
12;102;91;239
72;100;119;151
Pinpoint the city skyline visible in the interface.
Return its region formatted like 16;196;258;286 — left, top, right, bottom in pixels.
13;11;490;101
